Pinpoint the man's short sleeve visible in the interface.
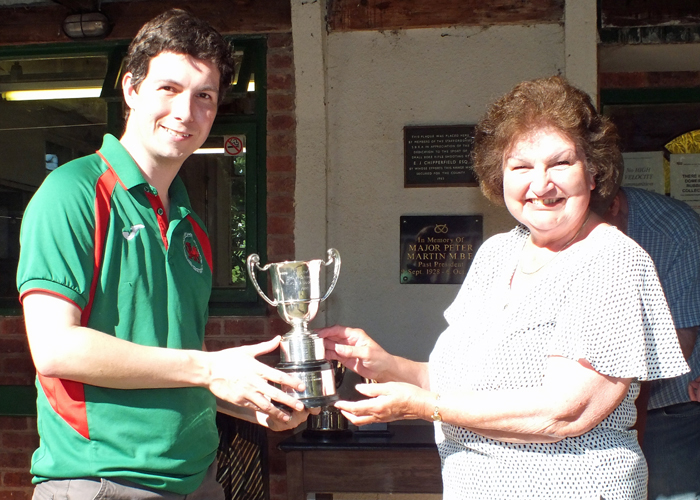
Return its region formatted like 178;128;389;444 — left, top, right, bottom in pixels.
17;159;99;310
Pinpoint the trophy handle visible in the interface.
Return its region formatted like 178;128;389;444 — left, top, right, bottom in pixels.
320;248;341;302
246;253;278;307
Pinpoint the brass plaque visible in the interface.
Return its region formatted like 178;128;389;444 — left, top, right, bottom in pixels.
400;215;482;285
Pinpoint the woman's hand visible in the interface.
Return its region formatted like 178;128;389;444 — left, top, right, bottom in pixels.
334;382;434;425
316;325;394;382
259;405;321;431
689;375;700;402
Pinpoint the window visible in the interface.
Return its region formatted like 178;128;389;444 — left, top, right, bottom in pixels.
0;38;267;314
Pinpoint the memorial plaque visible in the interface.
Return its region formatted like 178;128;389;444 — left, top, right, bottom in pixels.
404;125;478;187
400;215;482;285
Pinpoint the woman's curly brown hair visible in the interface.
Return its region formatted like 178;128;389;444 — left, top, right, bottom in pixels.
472;75;623;207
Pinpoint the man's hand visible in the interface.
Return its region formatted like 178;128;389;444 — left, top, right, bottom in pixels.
258;405;321;431
689;375;700;402
207;337;306;423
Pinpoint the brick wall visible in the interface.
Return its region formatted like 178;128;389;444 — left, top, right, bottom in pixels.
0;31;297;500
0;317;36;499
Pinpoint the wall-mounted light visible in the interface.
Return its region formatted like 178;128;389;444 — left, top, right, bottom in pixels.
193;148;225;155
2;87;102;101
62;12;112;39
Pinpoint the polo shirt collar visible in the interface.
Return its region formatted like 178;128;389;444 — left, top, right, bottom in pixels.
98;134;193;217
98;134;145;190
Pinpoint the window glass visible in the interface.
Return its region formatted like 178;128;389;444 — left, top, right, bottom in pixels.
0;55;108;308
180;135;248;289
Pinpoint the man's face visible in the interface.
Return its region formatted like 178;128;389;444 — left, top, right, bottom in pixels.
122;51;220;168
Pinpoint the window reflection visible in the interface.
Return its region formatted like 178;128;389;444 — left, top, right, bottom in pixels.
180;137;247;289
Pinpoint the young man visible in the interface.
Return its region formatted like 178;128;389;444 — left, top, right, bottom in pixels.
17;9;310;500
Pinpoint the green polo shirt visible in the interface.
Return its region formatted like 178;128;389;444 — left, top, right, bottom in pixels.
17;134;217;494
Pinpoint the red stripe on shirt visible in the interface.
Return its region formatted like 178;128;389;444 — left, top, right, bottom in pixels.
82;165;119;325
39;156;121;441
38;375;91;440
145;191;169;250
187;215;213;274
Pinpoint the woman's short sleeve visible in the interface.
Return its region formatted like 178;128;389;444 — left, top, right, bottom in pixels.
550;235;688;381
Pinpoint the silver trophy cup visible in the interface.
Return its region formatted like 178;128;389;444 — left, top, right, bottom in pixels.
246;248;341;408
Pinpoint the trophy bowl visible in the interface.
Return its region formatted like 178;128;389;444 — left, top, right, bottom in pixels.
246;249;341;408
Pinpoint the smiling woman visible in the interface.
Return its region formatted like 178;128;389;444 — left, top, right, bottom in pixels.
503;128;595;253
317;76;689;500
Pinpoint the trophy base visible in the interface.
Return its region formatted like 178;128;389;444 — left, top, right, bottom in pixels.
276;360;338;408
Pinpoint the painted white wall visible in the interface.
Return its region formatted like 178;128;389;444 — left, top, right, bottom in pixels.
565;0;597;103
307;24;566;360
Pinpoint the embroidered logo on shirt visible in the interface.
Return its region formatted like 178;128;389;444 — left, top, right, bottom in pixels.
122;224;145;241
183;232;204;273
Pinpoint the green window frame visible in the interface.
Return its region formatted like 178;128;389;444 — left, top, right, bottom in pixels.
0;36;268;315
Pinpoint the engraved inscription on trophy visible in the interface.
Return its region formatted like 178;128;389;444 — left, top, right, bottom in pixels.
246;249;341;408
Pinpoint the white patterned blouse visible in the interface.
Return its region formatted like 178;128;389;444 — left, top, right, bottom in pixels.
429;224;689;500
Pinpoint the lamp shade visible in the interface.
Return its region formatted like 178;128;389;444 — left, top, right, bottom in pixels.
62;12;111;39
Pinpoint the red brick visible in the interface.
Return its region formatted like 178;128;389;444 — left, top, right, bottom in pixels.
0;317;25;336
0;491;31;500
0;339;28;354
267;133;295;155
267;173;295;195
223;317;267;336
0;451;29;469
204;318;223;337
0;376;33;385
267;215;294;236
269;316;291;337
0;418;29;431
267;114;295;131
267;194;294;215
267;94;295;113
204;339;235;351
3;356;36;375
268;235;294;255
1;432;39;451
267;73;293;91
267;33;292;49
268;52;293;71
267;155;294;173
1;472;33;487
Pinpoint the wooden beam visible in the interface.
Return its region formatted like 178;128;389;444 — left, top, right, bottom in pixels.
600;0;700;28
0;0;291;46
328;0;564;32
50;0;100;12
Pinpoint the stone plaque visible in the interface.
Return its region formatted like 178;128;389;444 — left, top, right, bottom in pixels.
404;125;478;187
400;215;482;285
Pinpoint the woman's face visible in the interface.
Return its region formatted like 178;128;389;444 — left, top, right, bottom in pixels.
503;128;595;246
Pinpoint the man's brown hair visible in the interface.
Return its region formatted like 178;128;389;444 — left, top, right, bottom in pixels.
123;8;235;119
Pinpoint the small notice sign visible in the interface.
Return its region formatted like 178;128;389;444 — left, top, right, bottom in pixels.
224;135;246;156
400;215;482;285
622;151;665;194
404;125;477;187
670;153;700;214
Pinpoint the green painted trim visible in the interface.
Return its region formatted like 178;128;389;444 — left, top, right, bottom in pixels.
600;88;700;107
0;385;37;416
0;40;128;60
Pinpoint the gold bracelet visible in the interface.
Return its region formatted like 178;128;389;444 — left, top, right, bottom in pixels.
431;394;442;422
